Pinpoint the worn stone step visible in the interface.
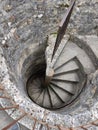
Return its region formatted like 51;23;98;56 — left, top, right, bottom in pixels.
29;90;41;101
27;78;42;89
52;72;79;83
36;90;45;106
27;77;43;100
50;85;65;103
50;81;75;95
43;89;52;108
54;45;77;70
50;84;71;103
54;60;79;75
67;42;95;74
48;87;62;108
27;84;41;98
47;87;54;108
54;41;95;74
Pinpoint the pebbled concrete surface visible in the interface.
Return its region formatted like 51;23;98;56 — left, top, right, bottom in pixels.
0;0;98;130
0;106;29;130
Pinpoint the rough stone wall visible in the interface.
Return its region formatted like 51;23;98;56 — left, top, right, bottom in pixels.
0;0;98;68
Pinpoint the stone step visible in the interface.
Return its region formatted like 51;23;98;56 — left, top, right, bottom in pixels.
43;89;52;108
30;90;41;101
48;87;62;108
52;72;79;83
29;88;41;94
27;84;41;97
67;42;95;74
54;44;77;70
54;60;79;75
50;81;74;95
50;85;65;103
50;84;71;103
27;78;42;89
36;90;45;106
27;78;42;100
47;87;54;107
54;41;95;74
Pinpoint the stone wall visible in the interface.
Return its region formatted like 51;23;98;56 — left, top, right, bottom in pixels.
0;0;98;64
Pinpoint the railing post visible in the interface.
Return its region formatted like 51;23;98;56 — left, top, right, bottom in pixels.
0;105;19;111
32;119;37;130
0;96;10;99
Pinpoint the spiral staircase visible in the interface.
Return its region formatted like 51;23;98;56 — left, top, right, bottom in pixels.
0;35;98;130
0;0;98;129
26;35;96;110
